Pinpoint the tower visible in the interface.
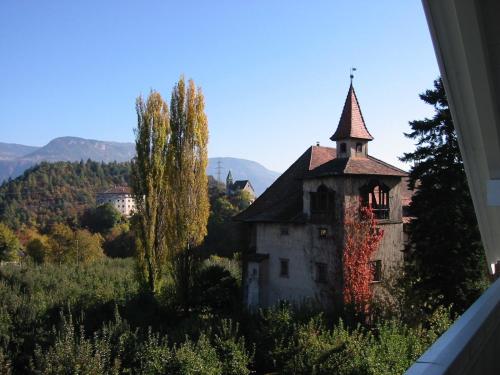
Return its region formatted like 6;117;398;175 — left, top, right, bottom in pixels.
330;84;373;158
226;170;233;194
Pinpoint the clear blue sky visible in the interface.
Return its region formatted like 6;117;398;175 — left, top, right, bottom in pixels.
0;0;439;172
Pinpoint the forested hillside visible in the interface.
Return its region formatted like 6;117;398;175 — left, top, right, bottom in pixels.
0;160;130;229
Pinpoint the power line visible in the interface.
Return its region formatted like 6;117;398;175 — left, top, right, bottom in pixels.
216;160;223;183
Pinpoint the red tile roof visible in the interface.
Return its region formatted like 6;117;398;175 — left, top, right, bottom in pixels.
305;155;407;178
330;84;374;141
309;146;336;170
234;145;407;223
98;186;132;195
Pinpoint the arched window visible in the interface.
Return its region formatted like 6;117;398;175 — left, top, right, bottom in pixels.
360;181;390;219
310;184;335;214
340;143;347;153
356;143;363;153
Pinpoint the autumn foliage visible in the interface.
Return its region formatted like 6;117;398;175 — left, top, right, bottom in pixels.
343;205;384;313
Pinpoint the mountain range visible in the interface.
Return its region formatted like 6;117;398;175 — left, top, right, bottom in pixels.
0;137;279;195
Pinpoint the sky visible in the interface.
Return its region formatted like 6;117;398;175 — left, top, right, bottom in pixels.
0;0;440;172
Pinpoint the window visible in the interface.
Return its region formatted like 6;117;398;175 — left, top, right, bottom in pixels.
340;142;347;153
360;181;390;219
370;260;382;282
319;227;328;238
356;143;363;153
310;185;335;214
316;262;327;283
280;226;289;236
280;259;289;277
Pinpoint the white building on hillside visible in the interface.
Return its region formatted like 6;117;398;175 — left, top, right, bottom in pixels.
96;186;136;216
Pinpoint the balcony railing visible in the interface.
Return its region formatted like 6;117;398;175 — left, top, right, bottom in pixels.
372;208;389;220
405;277;500;375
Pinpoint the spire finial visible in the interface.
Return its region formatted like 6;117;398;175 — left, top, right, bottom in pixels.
350;67;357;84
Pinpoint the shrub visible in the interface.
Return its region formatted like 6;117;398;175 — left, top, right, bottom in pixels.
247;303;296;372
169;334;222;375
103;224;135;258
213;319;253;375
137;330;172;375
31;314;122;375
0;348;12;375
0;259;138;371
192;264;240;312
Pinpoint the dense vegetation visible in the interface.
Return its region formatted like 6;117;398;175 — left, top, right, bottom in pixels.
0;78;490;373
0;160;130;230
0;258;453;375
401;79;490;314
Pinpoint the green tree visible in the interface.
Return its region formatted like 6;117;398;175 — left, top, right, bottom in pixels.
131;91;172;293
401;79;489;314
168;77;210;253
47;223;74;264
104;223;136;258
131;78;209;295
202;196;240;257
73;229;105;264
46;224;104;264
26;234;51;263
80;203;122;234
168;77;210;309
0;223;20;262
230;190;253;211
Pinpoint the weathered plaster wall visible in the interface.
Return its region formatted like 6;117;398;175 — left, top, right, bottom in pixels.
255;223;339;307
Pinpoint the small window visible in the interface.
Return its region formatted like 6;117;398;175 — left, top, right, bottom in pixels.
280;226;289;236
310;185;335;214
356;143;363;153
280;259;289;278
340;143;347;153
316;262;327;283
370;260;382;282
319;227;328;238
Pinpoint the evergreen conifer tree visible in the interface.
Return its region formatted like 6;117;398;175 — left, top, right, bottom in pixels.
401;79;489;314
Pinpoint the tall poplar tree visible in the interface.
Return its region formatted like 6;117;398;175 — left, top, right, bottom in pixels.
131;91;171;293
131;78;209;295
168;77;210;253
401;79;489;314
168;77;210;307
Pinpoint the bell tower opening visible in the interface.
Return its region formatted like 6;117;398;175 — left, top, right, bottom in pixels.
330;83;373;159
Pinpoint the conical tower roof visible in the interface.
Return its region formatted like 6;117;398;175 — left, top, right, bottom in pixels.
330;84;374;141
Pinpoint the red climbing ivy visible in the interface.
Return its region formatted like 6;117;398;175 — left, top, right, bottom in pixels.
343;205;384;313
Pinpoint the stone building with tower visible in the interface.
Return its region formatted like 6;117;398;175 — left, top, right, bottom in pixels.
235;84;409;309
226;170;256;201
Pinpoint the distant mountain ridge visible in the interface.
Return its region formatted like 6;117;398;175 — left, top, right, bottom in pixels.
0;142;40;160
22;136;136;162
0;137;279;195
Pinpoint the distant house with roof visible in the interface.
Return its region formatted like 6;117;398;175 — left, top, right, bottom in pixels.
226;170;256;201
96;186;136;217
235;83;410;309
